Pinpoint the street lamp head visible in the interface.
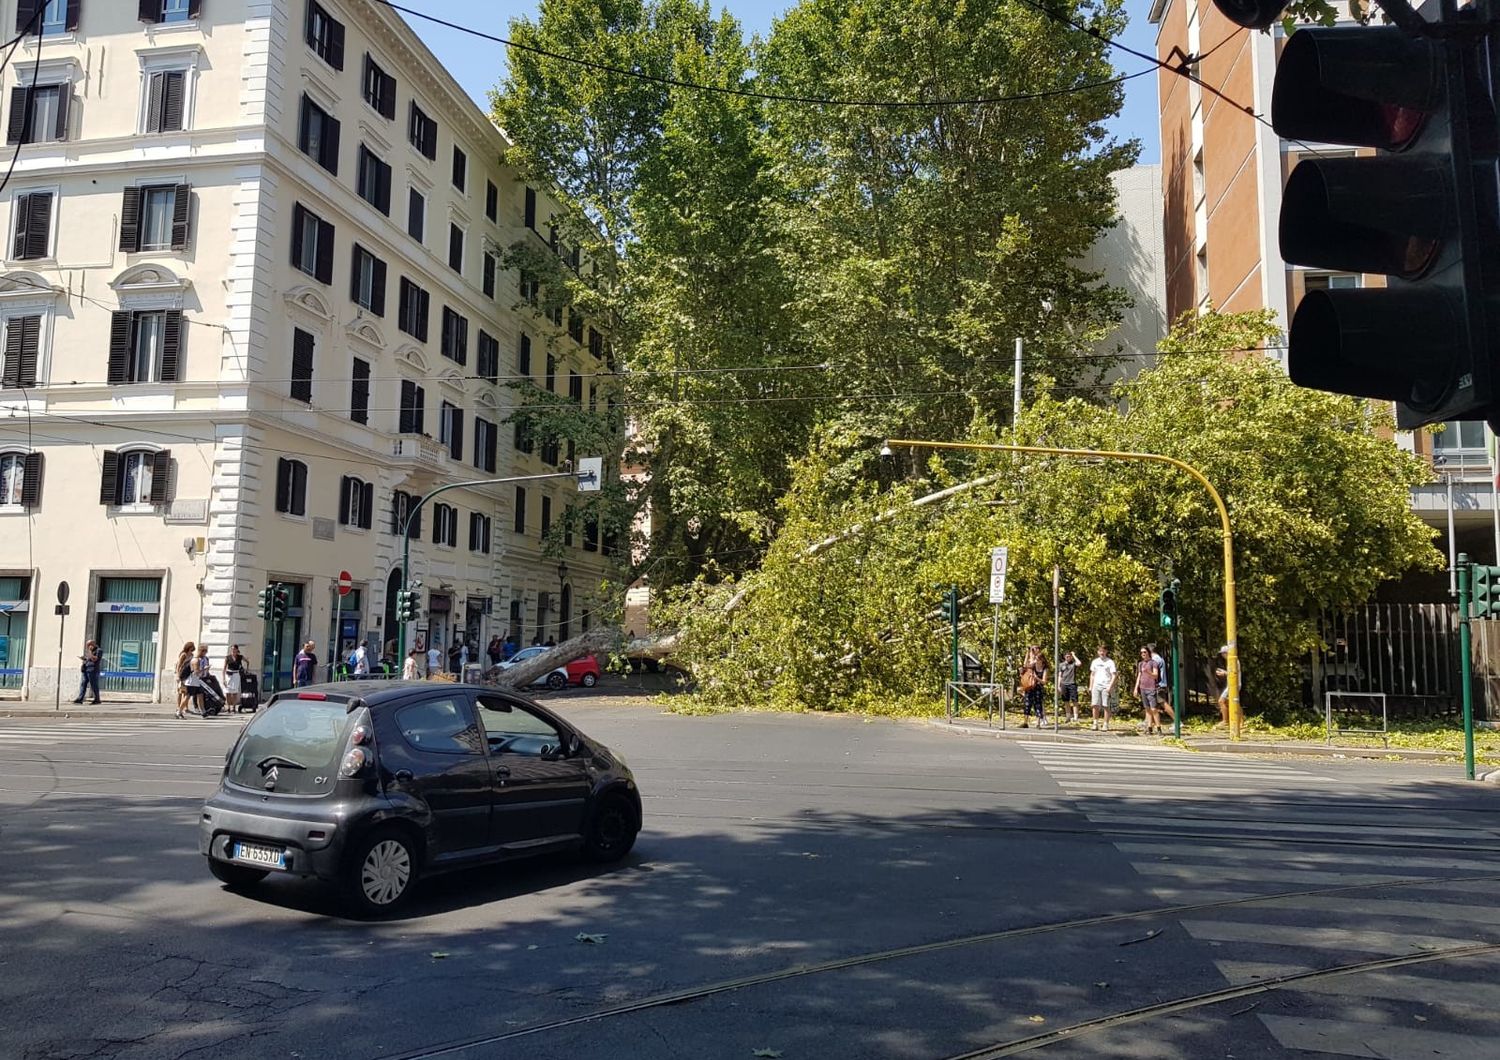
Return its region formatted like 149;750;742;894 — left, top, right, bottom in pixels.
557;561;569;583
879;444;894;459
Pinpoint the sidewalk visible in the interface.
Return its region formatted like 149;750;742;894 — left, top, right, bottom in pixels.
1;698;195;719
927;715;1463;762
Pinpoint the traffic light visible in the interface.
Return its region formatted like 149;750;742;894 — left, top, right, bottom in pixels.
941;586;959;625
271;583;289;621
396;589;421;624
257;586;273;621
1207;3;1500;427
1473;565;1500;617
1158;579;1180;630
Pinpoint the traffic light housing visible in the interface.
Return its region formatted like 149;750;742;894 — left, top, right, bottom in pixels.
396;589;422;624
1269;23;1499;427
1158;579;1180;630
271;583;289;621
1473;565;1500;617
941;586;959;624
257;586;273;621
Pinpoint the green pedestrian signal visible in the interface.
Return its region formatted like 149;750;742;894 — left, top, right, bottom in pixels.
1158;580;1180;629
1472;566;1500;618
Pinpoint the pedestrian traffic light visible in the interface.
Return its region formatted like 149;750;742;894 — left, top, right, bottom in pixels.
1158;580;1179;630
271;583;289;621
1266;23;1500;427
257;586;273;621
941;586;959;625
1472;565;1500;617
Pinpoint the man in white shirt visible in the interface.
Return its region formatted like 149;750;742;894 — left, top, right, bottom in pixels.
353;641;370;677
426;641;442;678
1089;645;1118;731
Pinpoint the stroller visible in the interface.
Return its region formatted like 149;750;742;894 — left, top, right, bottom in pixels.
237;670;260;713
197;673;225;718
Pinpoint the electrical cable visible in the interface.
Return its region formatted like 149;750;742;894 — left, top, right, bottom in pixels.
0;8;46;202
374;0;1152;109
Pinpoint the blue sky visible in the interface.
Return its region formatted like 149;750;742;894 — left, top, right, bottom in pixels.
400;0;1163;164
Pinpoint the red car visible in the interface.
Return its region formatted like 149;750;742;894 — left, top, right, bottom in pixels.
564;655;601;689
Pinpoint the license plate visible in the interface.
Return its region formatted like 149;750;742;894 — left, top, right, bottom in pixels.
232;841;286;869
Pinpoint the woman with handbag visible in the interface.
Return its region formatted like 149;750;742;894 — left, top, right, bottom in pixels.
1019;645;1049;728
174;642;196;719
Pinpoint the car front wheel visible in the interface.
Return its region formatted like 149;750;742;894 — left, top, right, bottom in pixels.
583;793;639;863
581;672;598;688
344;828;419;916
209;858;269;890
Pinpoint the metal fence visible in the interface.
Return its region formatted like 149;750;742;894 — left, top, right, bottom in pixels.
1305;604;1461;719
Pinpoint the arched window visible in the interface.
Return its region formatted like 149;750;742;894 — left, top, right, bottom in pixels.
339;475;372;529
0;450;41;507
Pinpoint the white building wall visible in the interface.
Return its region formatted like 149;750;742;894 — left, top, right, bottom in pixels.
1079;164;1168;370
0;0;615;700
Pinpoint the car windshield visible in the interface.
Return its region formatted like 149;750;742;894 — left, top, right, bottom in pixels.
226;701;349;795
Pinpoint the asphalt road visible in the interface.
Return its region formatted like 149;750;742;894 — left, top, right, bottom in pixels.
1;703;1498;1060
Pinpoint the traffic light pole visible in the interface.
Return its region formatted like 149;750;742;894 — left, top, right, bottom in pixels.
396;471;589;666
1459;554;1476;782
1171;624;1184;740
886;439;1246;738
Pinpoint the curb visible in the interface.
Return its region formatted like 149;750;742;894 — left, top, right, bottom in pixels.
928;718;1465;761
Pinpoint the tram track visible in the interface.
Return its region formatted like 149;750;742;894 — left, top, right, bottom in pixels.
383;870;1500;1060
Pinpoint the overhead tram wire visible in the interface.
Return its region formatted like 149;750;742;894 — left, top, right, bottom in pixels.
373;0;1153;109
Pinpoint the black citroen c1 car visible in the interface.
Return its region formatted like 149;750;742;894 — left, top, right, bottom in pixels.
199;681;641;915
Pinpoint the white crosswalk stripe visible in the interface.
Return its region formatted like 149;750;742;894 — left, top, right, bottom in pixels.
1021;741;1500;1058
0;719;236;747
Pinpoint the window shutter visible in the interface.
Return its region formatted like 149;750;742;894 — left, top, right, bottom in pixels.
16;1;37;34
10;193;31;260
411;501;422;538
338;475;351;525
53;87;68;141
292;462;307;516
20;451;41;508
149;450;172;505
328;19;345;71
15;315;39;387
349;248;361;304
376;159;391;214
413;385;424;433
399;378;415;433
391;492;403;535
162;72;185;131
145;72;163;132
380;71;396;120
297;95;311;153
469;512;477;551
417;290;429;340
441;307;451;356
8;88;29;144
275;457;291;513
138;0;158;21
315;217;334;285
360;481;373;529
291;329;314;403
431;507;441;544
397;278;409;333
107;311;132;384
171;184;191;249
524;187;536;229
486;424;497;472
321;113;340;173
99;450;120;505
371;258;386;316
1;318;22;386
351;357;370;424
119;187;141;252
482;253;495;297
452;408;464;461
160;311;183;382
24;192;49;259
290;203;306;271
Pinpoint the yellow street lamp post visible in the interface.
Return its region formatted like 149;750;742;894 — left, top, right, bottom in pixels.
883;438;1243;739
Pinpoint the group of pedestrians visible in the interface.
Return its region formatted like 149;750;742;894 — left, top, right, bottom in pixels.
172;641;249;718
1011;643;1177;732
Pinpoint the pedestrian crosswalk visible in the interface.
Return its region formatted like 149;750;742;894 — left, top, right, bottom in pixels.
1021;741;1500;1058
0;718;232;747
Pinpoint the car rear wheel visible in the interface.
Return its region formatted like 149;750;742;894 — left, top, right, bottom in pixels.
208;858;268;890
344;828;419;915
583;793;638;863
546;671;567;691
581;672;598;688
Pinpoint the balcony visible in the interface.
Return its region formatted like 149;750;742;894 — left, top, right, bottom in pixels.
391;435;446;472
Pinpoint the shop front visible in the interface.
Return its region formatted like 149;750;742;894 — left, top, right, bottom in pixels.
94;576;162;697
0;573;33;693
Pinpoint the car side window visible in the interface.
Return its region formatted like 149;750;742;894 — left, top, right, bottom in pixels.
395;696;482;754
476;695;563;757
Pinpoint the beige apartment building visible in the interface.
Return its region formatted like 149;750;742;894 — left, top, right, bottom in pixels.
0;0;616;699
1149;0;1493;586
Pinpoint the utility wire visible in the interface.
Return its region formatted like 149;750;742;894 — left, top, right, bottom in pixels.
375;0;1151;109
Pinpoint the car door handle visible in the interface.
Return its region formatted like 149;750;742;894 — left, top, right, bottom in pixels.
494;765;511;778
394;769;413;782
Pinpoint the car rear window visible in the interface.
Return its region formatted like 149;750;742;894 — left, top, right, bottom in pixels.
226;701;350;795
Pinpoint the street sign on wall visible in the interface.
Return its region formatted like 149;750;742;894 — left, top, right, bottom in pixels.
988;547;1009;605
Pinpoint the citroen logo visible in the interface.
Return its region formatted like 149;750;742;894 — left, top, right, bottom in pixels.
264;765;279;790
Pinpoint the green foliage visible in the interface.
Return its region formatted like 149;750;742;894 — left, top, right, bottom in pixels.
672;312;1442;712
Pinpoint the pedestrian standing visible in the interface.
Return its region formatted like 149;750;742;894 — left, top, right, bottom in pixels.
447;640;462;675
72;639;102;705
1088;645;1118;731
487;636;502;667
1149;642;1174;726
1057;651;1079;723
223;644;245;710
1215;645;1231;727
175;641;196;719
459;638;470;673
1135;647;1163;734
354;640;371;677
1019;645;1049;728
503;635;518;660
294;640;318;687
402;648;421;680
426;640;442;678
192;643;211;714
